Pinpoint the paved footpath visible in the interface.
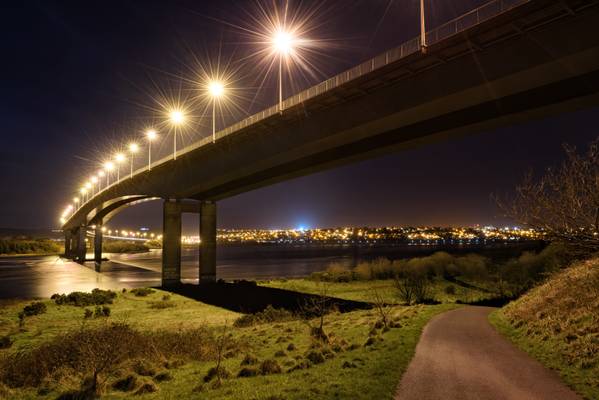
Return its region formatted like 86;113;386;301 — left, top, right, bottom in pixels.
395;306;581;400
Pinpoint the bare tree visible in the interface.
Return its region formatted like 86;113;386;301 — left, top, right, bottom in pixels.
370;288;392;328
299;282;332;342
495;137;599;252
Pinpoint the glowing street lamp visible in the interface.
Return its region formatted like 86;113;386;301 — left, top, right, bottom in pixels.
115;153;126;182
90;176;98;196
208;80;225;143
128;143;139;178
145;129;157;170
420;0;427;49
271;29;296;112
97;170;105;190
104;161;115;186
169;109;185;160
80;187;87;203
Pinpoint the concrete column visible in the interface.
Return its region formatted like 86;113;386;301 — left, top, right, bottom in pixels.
94;224;103;266
64;230;72;258
162;199;182;287
200;200;217;284
75;226;87;263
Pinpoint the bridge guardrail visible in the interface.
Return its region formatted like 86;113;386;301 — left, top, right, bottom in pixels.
72;0;530;215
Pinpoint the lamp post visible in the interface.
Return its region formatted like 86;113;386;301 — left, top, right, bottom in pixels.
97;170;105;190
80;187;87;203
115;153;126;182
128;143;139;178
169;110;185;160
104;161;114;186
420;0;427;50
90;176;98;196
73;197;80;210
208;81;225;143
271;30;295;113
145;129;157;170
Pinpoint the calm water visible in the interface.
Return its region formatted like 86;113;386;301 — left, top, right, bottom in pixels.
0;243;539;299
0;246;355;299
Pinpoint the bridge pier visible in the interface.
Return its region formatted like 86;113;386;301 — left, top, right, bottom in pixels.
64;230;73;258
199;201;216;284
75;226;87;263
162;199;182;287
94;224;103;267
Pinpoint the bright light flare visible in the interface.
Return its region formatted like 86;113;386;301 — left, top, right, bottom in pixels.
208;80;225;98
115;153;126;163
104;161;115;171
73;197;79;203
272;30;295;55
169;110;185;125
146;129;158;141
128;143;139;153
98;170;105;177
90;176;98;184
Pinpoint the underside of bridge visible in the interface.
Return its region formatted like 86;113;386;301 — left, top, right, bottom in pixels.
61;0;599;287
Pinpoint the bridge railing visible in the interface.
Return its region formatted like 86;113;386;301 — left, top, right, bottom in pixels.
72;0;530;215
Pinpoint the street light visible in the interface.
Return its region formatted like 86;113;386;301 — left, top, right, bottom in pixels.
115;153;126;182
208;80;225;143
169;109;185;160
104;161;115;186
97;170;105;190
90;176;98;196
271;29;296;112
128;143;139;178
80;187;87;203
145;129;157;170
420;0;427;50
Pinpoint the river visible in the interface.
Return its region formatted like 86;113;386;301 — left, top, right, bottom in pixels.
0;243;541;299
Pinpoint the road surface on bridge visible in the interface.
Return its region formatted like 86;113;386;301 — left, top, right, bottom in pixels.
395;306;580;400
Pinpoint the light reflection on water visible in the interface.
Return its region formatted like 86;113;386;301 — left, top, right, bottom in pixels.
0;248;352;299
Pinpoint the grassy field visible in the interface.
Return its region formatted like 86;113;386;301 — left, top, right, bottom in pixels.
262;277;494;304
490;258;599;400
0;283;460;399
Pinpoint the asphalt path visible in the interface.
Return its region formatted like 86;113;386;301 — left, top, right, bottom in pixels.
395;306;581;400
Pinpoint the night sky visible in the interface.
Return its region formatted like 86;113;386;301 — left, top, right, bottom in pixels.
1;0;597;233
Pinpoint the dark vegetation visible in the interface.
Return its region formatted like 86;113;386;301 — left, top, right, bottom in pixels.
51;289;117;307
0;239;61;255
102;240;149;253
312;243;575;303
0;322;237;397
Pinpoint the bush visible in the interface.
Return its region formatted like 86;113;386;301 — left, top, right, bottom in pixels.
102;241;149;254
259;359;282;375
52;289;116;307
93;306;110;318
0;239;61;255
240;354;258;366
237;367;259;378
130;288;155;297
22;302;47;317
0;336;12;349
305;351;325;365
0;323;234;389
394;268;431;305
444;285;456;295
203;366;230;382
83;309;93;319
112;375;137;392
234;305;294;327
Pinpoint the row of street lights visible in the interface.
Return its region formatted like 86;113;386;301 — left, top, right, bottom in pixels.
60;1;429;224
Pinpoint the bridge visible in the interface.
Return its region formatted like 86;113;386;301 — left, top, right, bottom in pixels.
61;0;599;286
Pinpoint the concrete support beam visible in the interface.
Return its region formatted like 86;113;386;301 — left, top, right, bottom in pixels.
75;226;87;263
162;199;182;287
94;224;103;266
64;230;72;258
199;201;217;284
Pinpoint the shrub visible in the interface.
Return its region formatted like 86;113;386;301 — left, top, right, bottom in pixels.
234;305;294;327
52;289;116;307
22;302;47;317
130;288;155;297
149;300;176;309
240;354;258;366
305;351;325;364
203;366;230;382
394;267;431;305
83;309;93;319
112;375;137;392
93;306;110;318
153;371;172;382
274;350;286;357
102;240;149;254
237;367;258;378
0;239;60;255
444;285;456;295
0;336;12;349
134;381;158;395
259;359;282;375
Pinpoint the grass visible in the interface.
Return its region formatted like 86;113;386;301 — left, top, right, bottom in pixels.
0;281;461;399
490;257;599;400
262;277;493;304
